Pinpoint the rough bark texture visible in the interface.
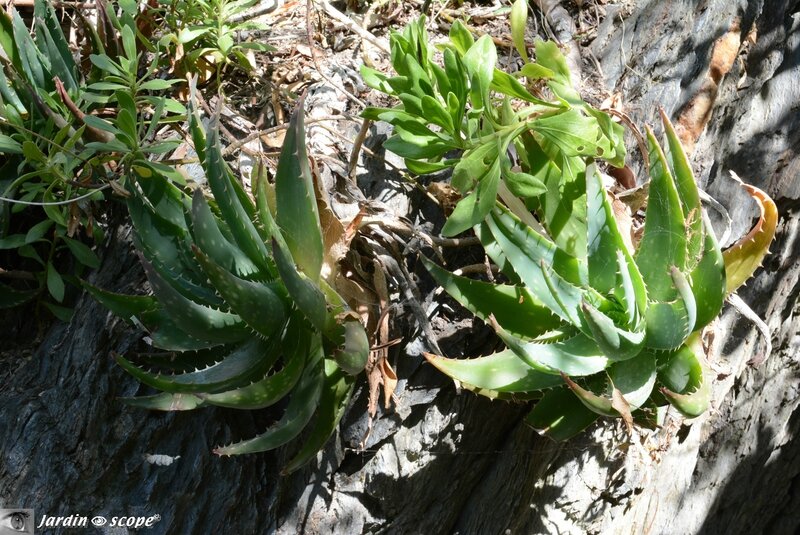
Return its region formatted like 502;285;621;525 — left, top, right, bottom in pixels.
2;1;799;533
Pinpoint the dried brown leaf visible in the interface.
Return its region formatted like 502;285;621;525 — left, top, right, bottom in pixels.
380;356;397;410
611;387;634;433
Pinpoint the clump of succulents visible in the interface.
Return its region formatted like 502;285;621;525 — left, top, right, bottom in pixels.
365;13;777;439
86;98;369;472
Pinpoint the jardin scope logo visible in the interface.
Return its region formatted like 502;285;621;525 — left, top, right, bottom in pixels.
0;509;34;534
0;508;162;532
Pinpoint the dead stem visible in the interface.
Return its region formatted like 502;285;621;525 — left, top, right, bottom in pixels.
348;119;372;183
315;0;391;54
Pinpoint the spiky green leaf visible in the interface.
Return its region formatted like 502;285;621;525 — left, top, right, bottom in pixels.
658;334;710;417
190;189;261;278
423;257;560;339
116;338;277;394
213;337;324;455
141;259;249;344
275;99;324;280
635;127;687;301
193;246;288;339
424;350;563;393
204;123;272;272
282;359;354;474
644;267;696;350
271;238;327;332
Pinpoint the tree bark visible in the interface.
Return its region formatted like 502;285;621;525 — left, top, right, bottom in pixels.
2;1;799;533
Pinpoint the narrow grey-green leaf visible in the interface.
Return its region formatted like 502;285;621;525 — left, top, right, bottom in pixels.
275;98;324;280
214;338;324;455
116;338;276;394
423;257;560;339
141;259;249;344
635;127;687;301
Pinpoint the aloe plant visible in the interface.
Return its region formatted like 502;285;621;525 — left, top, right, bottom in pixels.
85;99;369;472
423;109;777;439
363;12;777;439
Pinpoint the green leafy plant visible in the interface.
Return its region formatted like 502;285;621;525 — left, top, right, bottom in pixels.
85;98;370;472
422;109;776;440
154;0;275;84
0;0;185;315
364;14;777;439
0;0;109;314
360;15;625;241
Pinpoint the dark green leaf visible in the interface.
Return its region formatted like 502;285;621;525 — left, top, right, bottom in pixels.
24;219;53;244
46;262;65;302
0;234;26;250
42;300;72;321
63;237;101;269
